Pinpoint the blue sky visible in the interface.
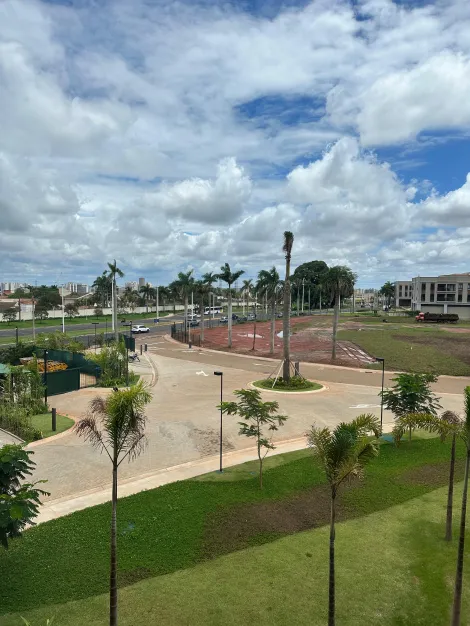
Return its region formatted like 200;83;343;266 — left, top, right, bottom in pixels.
1;0;470;288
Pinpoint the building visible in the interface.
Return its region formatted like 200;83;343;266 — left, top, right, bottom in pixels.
125;281;139;291
138;277;146;288
65;282;88;295
411;274;470;319
395;281;412;308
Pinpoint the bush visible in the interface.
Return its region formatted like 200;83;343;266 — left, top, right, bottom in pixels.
88;340;129;387
35;332;85;353
0;343;35;366
0;405;43;441
253;376;322;392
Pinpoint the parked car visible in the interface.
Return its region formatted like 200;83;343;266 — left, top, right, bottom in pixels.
220;316;228;323
237;315;248;322
189;319;199;327
121;320;132;326
247;313;256;321
131;324;150;333
277;312;283;318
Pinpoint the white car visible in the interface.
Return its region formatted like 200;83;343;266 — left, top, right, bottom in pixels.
131;324;150;333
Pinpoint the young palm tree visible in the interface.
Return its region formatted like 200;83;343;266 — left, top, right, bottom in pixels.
257;267;282;355
93;271;112;308
74;382;152;626
217;263;245;348
393;410;461;541
323;266;357;360
202;272;219;322
107;260;124;342
308;414;381;626
171;270;194;333
242;279;253;315
139;283;155;313
282;232;294;381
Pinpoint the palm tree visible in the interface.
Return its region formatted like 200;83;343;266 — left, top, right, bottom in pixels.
242;279;253;315
282;232;294;381
170;270;194;333
257;267;282;355
393;410;461;541
139;283;155;313
217;263;245;348
92;271;112;308
202;272;219;321
452;386;470;626
107;260;124;342
193;280;208;343
323;266;357;360
308;414;381;626
74;382;152;626
379;281;395;308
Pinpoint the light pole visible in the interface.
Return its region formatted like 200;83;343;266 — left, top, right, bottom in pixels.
92;322;99;353
60;286;65;334
302;278;305;313
214;371;223;472
376;357;385;430
32;297;36;341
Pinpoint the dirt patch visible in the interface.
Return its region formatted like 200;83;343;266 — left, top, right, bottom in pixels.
119;566;153;587
401;460;464;487
190;427;235;456
202;485;347;559
395;333;470;366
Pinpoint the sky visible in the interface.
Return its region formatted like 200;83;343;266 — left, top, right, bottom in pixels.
1;0;470;288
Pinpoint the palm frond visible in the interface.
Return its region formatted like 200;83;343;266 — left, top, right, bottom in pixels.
282;231;294;256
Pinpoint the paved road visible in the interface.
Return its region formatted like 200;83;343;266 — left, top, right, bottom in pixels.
27;336;468;504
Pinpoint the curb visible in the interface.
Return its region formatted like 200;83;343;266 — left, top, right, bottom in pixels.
250;382;328;395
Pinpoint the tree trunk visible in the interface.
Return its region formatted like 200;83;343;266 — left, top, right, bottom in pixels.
113;279;119;343
270;300;275;354
200;294;205;344
329;489;336;626
258;443;263;489
184;295;188;342
251;316;257;351
451;449;470;626
110;463;118;626
283;276;291;381
446;435;456;541
228;289;233;348
331;293;340;360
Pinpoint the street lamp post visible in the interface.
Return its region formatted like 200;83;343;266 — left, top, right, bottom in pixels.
92;322;99;353
44;350;48;407
126;321;132;386
376;357;385;430
214;371;223;472
302;278;305;313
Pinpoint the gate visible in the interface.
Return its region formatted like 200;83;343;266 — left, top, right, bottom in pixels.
43;368;81;396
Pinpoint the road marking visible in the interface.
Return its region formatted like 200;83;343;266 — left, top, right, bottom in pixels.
349;404;381;409
196;370;209;376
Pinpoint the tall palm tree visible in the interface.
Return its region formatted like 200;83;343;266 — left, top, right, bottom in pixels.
242;279;253;315
170;270;194;332
139;283;155;313
193;280;209;343
282;232;294;381
202;272;219;321
452;387;470;626
217;263;245;348
323;266;357;360
393;410;461;541
257;267;282;355
107;261;124;342
92;271;112;308
308;414;381;626
74;382;152;626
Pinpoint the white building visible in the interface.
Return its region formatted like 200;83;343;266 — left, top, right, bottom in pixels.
395;281;412;308
411;273;470;319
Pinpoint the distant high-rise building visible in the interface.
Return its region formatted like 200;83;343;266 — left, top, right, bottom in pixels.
125;281;139;291
138;277;145;288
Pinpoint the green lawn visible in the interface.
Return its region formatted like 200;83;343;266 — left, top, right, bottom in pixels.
29;413;74;439
338;326;470;375
0;436;468;624
252;378;323;392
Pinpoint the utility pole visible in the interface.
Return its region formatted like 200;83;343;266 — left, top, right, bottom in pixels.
156;286;159;319
302;278;305;313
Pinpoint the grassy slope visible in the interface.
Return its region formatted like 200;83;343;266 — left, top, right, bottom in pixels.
338;326;470;375
0;437;467;620
30;413;74;439
3;484;469;625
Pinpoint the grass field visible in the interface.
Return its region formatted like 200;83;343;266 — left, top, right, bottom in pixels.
252;378;323;392
338;325;470;375
1;436;468;625
30;413;74;439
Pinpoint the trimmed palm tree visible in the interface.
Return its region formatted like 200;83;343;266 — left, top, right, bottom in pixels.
139;283;155;312
170;270;194;333
323;266;357;360
393;409;461;541
257;267;282;355
217;263;245;348
308;414;381;626
282;232;294;381
74;382;152;626
452;386;470;626
107;260;124;342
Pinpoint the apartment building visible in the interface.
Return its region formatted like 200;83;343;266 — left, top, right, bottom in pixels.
395;281;412;308
411;274;470;319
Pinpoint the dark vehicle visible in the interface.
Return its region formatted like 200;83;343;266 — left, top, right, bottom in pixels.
277;312;283;318
247;313;256;321
232;313;239;320
415;312;459;323
189;319;199;327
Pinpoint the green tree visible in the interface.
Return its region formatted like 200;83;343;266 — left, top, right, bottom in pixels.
323;266;357;360
256;267;282;354
382;372;441;439
291;260;329;308
452;387;470;626
64;303;79;319
2;308;17;324
393;410;460;541
92;272;112;308
217;263;245;348
139;284;155;312
0;445;49;549
107;260;124;343
379;281;395;308
194;280;210;343
74;383;152;626
241;278;253;315
220;388;287;488
282;231;294;381
170;270;194;331
308;414;381;626
34;304;49;321
94;307;103;318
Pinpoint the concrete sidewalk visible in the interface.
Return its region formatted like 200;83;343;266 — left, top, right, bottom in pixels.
36;436;308;524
